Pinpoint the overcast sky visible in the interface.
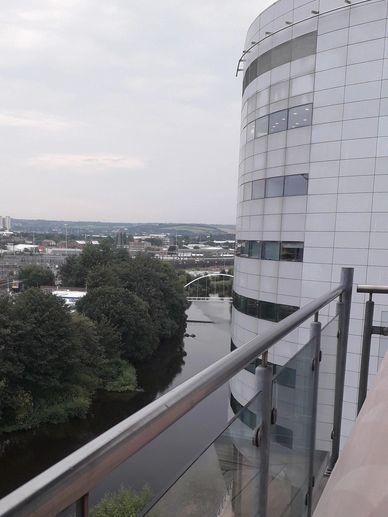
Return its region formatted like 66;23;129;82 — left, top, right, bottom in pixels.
1;0;274;224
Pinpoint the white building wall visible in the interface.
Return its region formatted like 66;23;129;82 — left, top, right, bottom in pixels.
232;0;388;443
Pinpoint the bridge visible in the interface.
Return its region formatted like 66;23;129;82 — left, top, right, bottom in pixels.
184;273;233;302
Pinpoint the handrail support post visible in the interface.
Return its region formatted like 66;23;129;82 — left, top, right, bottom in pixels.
357;297;375;414
328;267;353;472
307;320;321;516
256;362;273;517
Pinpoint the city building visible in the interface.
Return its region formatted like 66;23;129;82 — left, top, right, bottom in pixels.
0;216;11;232
231;0;388;444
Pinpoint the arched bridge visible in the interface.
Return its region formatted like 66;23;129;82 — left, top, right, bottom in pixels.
184;273;233;302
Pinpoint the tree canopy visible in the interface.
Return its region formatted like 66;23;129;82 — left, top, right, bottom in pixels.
77;287;158;362
18;265;55;289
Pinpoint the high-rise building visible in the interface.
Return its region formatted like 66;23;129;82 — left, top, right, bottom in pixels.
232;0;388;444
4;216;11;231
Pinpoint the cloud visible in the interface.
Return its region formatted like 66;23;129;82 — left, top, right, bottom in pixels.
0;110;79;130
31;153;145;171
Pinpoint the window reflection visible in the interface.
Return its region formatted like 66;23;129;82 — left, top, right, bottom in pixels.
247;121;255;141
288;103;313;129
269;110;288;134
252;179;265;199
255;116;268;138
280;242;304;262
284;174;308;196
242;103;313;143
262;241;280;261
236;240;304;262
265;176;284;197
233;292;299;322
243;182;252;201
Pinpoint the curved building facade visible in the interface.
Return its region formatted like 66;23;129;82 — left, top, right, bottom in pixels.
232;0;388;442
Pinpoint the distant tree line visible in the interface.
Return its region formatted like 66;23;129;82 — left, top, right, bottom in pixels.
0;243;187;433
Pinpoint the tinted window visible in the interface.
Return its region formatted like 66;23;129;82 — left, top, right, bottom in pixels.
284;174;308;196
280;242;304;262
269;109;288;133
262;241;280;261
249;240;262;258
252;179;265;199
271;40;292;69
259;50;271;75
292;31;317;61
265;176;284;197
243;32;317;94
248;60;257;84
247;95;257;114
278;304;298;321
259;301;277;322
288;104;313;129
255;115;268;137
236;241;248;257
247;298;259;317
243;182;252;201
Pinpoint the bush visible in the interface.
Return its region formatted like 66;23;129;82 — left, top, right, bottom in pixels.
90;486;151;517
104;362;137;392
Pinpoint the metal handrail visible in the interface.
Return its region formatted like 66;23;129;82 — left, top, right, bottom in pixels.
0;268;353;517
357;284;388;294
356;284;388;413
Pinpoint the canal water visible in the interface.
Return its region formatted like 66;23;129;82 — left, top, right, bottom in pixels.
0;302;231;506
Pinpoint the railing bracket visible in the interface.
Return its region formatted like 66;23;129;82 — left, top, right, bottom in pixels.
252;425;263;447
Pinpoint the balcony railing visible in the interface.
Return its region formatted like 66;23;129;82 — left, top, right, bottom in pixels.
0;268;354;517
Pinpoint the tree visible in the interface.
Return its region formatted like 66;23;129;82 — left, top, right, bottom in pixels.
0;290;106;432
77;287;158;361
60;242;129;287
86;256;187;340
18;265;55;288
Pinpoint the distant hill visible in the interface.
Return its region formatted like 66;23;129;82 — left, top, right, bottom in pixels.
11;219;235;237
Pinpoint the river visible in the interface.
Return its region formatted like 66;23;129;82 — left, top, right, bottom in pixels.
0;301;231;508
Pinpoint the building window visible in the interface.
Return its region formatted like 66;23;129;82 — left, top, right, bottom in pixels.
247;121;255;141
269;109;288;134
284;174;308;196
252;179;265;199
243;182;252;201
259;301;277;322
265;176;284;198
241;174;308;201
236;240;304;262
233;292;299;322
242;104;313;143
288;104;313;129
280;242;304;262
249;240;262;258
262;241;280;261
242;31;317;94
255;116;268;138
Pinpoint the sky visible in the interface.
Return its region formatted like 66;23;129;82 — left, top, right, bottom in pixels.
1;0;274;224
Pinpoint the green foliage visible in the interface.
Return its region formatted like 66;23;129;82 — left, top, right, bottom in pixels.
86;255;187;340
0;290;138;433
104;362;137;392
59;242;129;287
90;486;151;517
18;265;55;288
77;287;158;361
